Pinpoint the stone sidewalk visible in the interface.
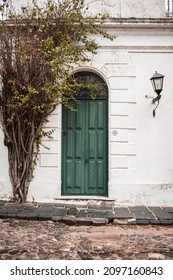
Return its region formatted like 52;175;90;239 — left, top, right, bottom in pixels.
0;200;173;226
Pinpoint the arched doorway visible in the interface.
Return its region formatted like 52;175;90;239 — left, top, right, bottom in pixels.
61;71;108;196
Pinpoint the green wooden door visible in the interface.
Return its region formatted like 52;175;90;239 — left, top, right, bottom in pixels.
62;99;108;196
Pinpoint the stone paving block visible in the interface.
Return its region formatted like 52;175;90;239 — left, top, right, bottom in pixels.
76;217;92;226
53;207;67;216
114;207;133;219
89;210;115;219
136;219;150;225
127;218;136;225
88;210;107;218
129;207;155;219
15;212;28;218
149;219;161;225
162;207;173;213
22;211;40;220
0;207;18;213
92;218;108;226
17;211;39;219
7;213;17;218
22;208;38;214
88;201;114;210
67;207;78;216
38;206;54;212
105;210;115;219
87;201;100;207
129;206;149;211
37;207;53;213
76;209;88;217
149;207;173;220
52;215;63;221
15;204;26;211
88;206;112;212
167;213;173;219
0;212;9;218
38;205;53;210
38;211;52;219
53;203;67;207
19;207;38;213
113;219;128;225
61;216;76;225
37;203;54;208
100;200;115;207
67;203;88;209
159;219;173;225
3;202;19;207
3;204;19;208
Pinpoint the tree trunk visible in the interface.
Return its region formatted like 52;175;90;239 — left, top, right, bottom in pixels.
5;119;36;203
7;142;35;203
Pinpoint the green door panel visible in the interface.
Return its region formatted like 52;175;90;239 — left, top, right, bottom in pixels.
62;99;108;196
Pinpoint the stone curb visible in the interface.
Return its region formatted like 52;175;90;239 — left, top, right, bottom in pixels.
0;201;173;226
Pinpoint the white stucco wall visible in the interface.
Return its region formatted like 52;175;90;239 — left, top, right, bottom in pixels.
28;19;173;205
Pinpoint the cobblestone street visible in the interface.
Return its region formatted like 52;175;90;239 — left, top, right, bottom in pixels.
0;218;173;260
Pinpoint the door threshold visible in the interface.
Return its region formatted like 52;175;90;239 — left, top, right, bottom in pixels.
54;196;113;201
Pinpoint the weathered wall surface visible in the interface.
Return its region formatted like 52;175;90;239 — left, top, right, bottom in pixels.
12;0;166;18
85;0;166;18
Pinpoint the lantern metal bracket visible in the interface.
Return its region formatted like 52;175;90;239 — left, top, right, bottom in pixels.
152;94;161;104
152;91;162;117
152;94;161;117
146;94;162;117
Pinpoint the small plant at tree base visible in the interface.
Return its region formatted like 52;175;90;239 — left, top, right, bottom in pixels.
0;0;114;203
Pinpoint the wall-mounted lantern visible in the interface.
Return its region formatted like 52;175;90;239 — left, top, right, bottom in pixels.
146;71;164;117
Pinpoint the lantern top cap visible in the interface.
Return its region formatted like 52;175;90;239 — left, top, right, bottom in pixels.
150;71;164;80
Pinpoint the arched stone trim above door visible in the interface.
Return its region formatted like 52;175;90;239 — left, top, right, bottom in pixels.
73;71;108;99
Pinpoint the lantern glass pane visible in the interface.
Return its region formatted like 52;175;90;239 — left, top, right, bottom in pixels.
154;78;162;91
151;79;156;91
